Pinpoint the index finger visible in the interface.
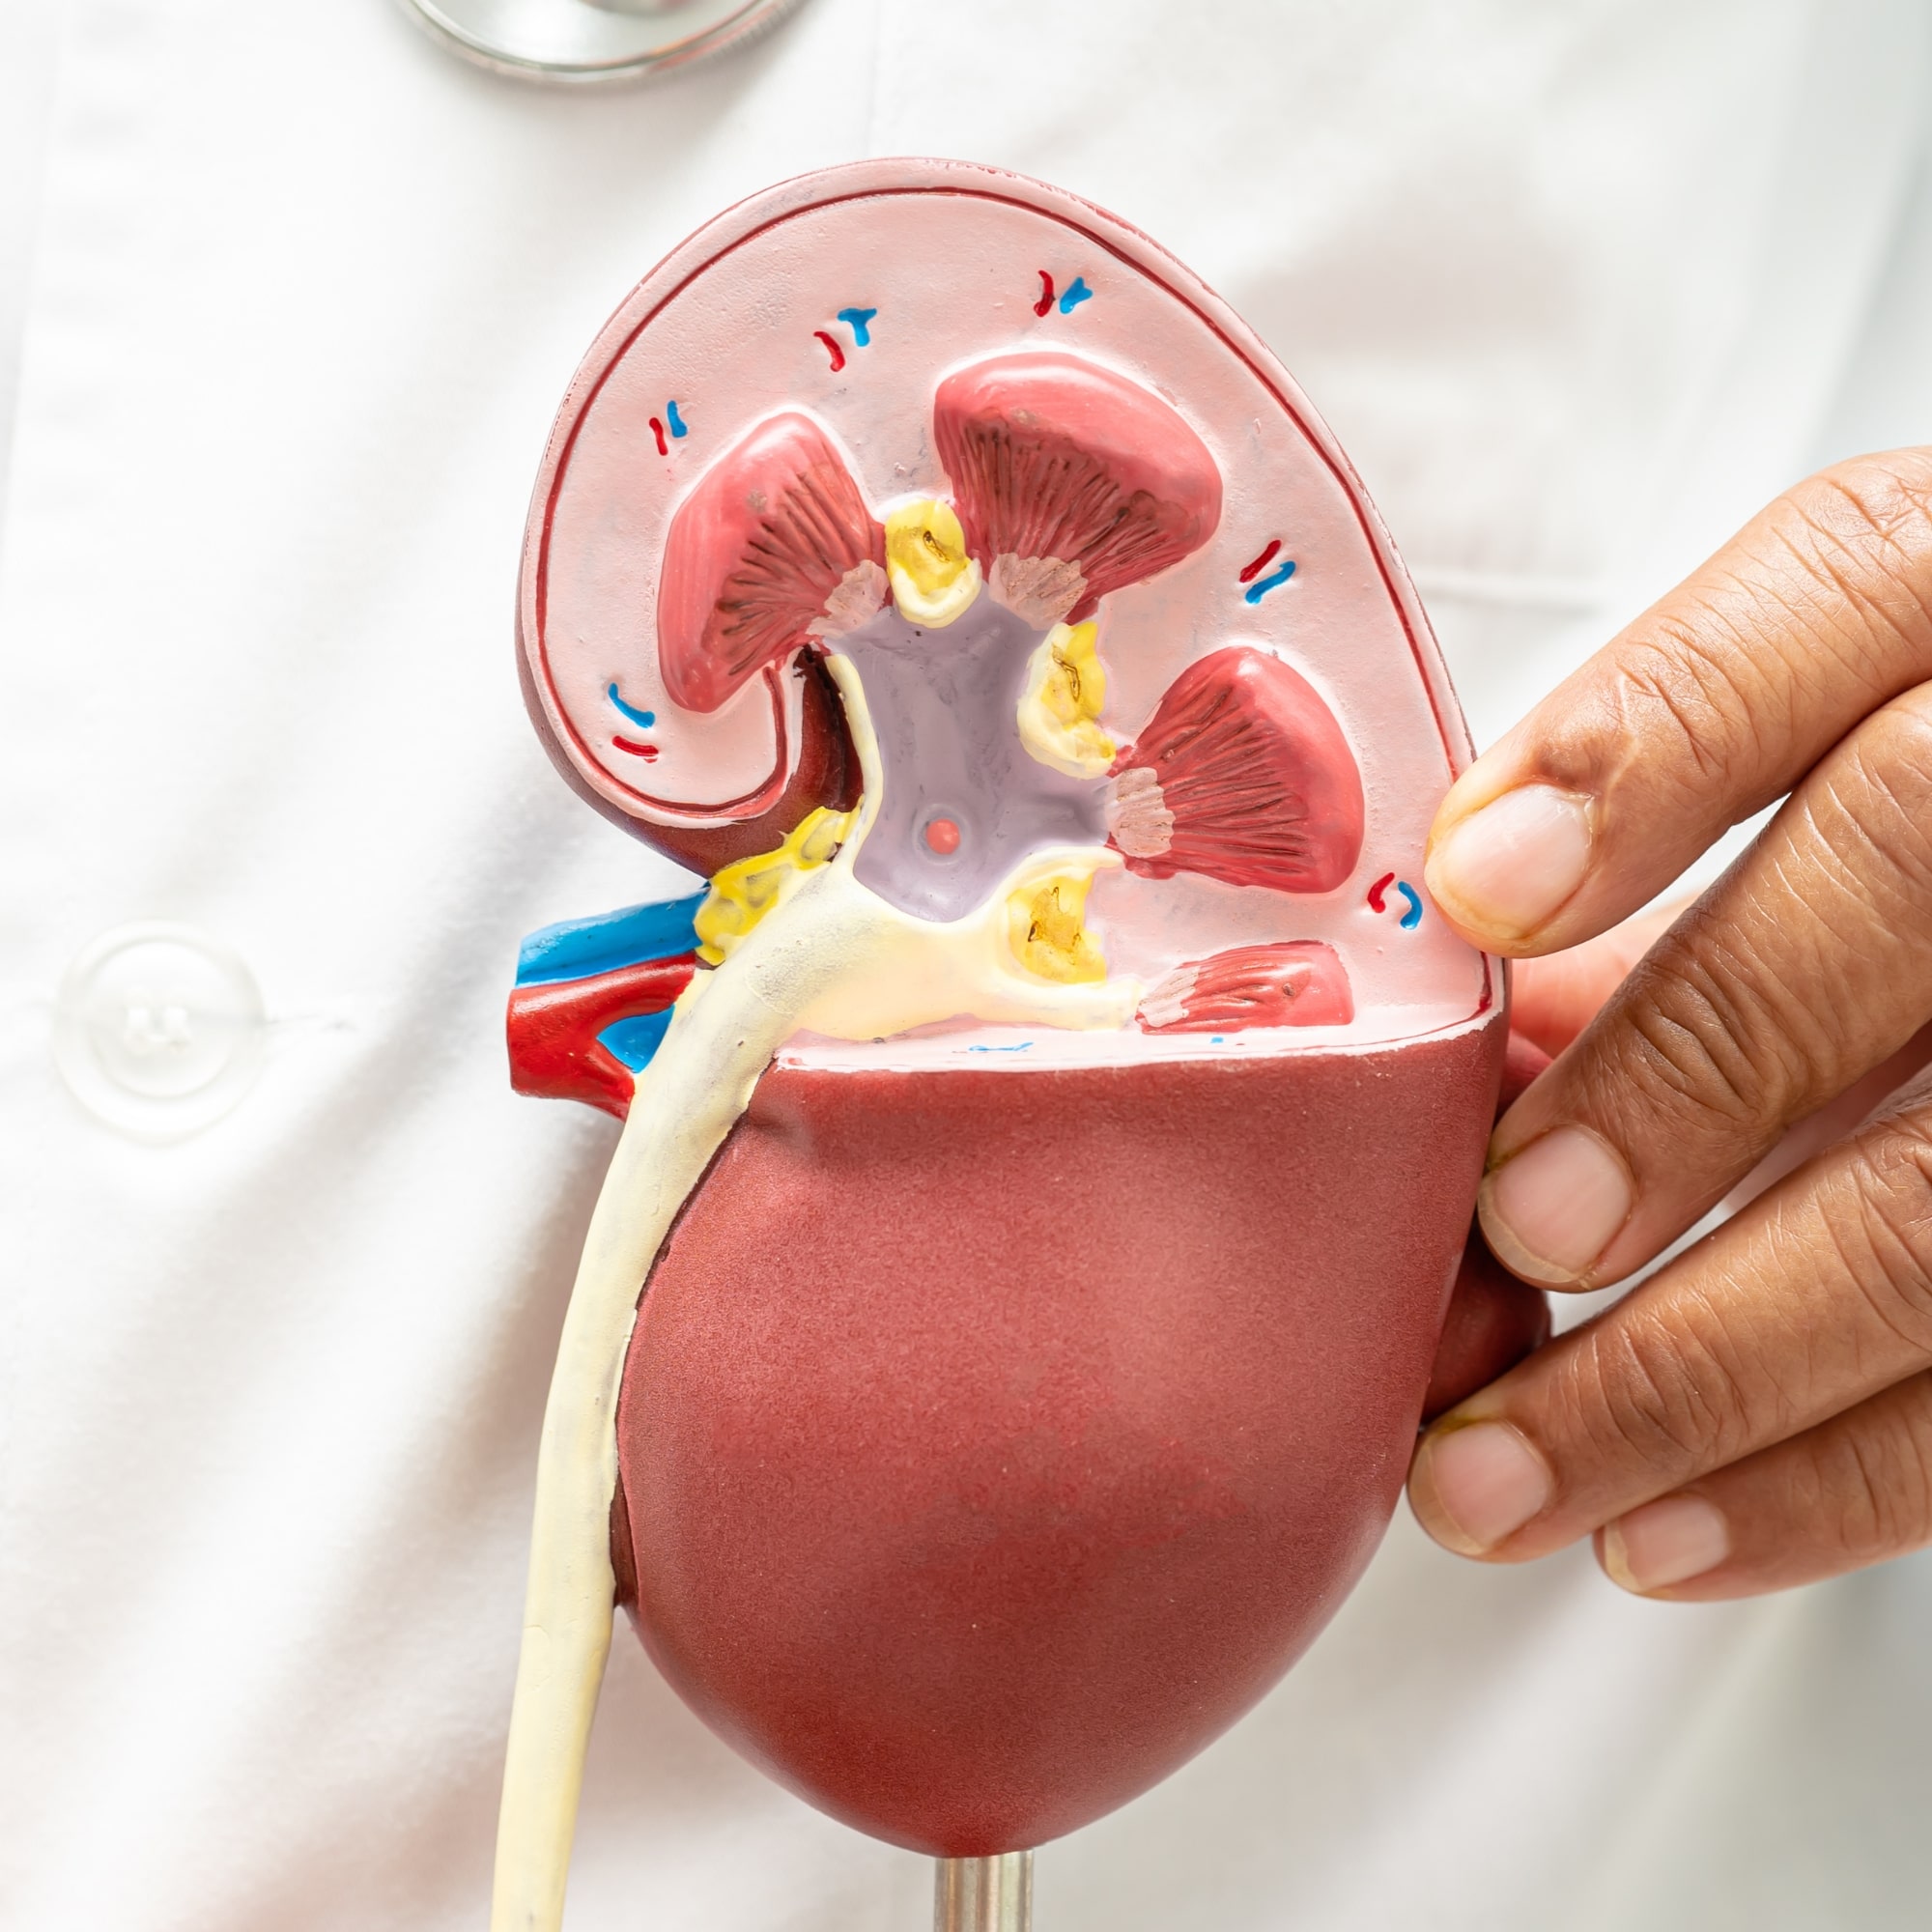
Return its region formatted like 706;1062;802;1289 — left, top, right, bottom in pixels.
1423;450;1932;955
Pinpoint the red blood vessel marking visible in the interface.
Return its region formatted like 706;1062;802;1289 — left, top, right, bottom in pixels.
650;416;669;457
934;353;1222;622
656;412;883;714
1140;941;1353;1032
1367;870;1396;913
611;736;659;759
1032;270;1056;317
1111;646;1365;894
813;329;847;372
506;954;696;1119
1237;539;1282;583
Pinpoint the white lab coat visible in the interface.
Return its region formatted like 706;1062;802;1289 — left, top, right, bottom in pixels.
4;2;1931;1927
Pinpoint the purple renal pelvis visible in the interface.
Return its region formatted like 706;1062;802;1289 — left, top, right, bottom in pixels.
840;597;1106;923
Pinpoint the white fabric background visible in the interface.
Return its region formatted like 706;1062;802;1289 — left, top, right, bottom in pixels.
3;2;1931;1927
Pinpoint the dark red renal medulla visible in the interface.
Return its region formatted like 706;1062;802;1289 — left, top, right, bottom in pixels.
496;158;1502;1930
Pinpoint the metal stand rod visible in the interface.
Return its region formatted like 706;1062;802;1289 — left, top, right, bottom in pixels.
934;1853;1034;1932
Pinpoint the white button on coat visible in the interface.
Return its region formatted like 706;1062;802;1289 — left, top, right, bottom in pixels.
53;923;266;1138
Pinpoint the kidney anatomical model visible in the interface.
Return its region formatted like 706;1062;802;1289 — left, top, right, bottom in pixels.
498;158;1506;1932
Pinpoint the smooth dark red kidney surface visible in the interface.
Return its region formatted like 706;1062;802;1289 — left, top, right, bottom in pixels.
613;1014;1504;1856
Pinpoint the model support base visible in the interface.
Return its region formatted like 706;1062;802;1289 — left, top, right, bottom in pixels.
935;1853;1034;1932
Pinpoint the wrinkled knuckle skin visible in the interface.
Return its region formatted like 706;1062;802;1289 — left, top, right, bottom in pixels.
1817;1373;1932;1567
1835;1115;1932;1360
1775;456;1932;659
1809;450;1932;558
1835;697;1932;906
1599;614;1780;804
1585;938;1804;1145
1531;451;1932;836
1493;619;1774;820
1547;1297;1764;1486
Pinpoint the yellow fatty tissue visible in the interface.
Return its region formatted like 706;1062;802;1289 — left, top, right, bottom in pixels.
884;497;982;628
696;806;857;966
1016;621;1116;779
1007;869;1108;983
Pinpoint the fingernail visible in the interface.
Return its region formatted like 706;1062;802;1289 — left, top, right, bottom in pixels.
1410;1420;1552;1554
1427;785;1593;939
1480;1125;1632;1287
1601;1494;1730;1593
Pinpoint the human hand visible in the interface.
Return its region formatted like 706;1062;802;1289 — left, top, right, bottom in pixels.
1407;450;1932;1600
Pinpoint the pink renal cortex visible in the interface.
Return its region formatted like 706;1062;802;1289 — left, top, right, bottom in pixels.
523;171;1487;1036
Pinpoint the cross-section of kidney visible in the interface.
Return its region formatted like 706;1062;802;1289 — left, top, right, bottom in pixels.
499;157;1508;1929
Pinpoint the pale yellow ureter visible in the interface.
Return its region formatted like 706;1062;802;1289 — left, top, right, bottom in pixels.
489;874;843;1932
488;658;1139;1932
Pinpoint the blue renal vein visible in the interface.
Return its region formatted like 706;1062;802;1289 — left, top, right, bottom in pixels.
607;684;657;728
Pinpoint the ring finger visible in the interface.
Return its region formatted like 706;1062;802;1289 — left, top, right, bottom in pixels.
1406;1084;1932;1562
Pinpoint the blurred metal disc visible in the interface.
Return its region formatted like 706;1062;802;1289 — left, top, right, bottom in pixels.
398;0;808;84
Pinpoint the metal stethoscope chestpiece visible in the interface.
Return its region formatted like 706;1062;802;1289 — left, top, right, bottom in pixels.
398;0;808;84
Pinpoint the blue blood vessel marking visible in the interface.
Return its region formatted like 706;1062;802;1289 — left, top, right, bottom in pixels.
836;307;878;347
607;684;657;729
1243;559;1296;603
